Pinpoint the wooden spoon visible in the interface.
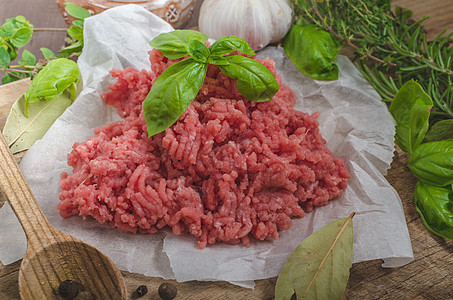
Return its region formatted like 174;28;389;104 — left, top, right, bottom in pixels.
0;134;127;299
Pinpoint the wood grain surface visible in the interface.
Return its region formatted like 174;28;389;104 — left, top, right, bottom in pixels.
1;0;453;299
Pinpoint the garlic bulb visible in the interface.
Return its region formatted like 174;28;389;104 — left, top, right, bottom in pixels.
198;0;293;51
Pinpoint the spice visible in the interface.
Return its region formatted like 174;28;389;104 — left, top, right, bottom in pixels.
58;279;81;299
132;285;149;298
158;282;177;300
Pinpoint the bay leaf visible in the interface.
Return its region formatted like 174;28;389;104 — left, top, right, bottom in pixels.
2;91;72;154
275;213;354;300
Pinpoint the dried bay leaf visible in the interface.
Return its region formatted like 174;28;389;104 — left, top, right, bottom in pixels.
2;91;72;154
275;213;354;300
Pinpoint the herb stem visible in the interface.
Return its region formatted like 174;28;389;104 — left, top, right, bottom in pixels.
33;27;68;32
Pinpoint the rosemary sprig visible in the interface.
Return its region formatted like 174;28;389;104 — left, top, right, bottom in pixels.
291;0;453;121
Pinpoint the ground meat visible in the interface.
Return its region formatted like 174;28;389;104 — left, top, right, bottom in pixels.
58;49;350;249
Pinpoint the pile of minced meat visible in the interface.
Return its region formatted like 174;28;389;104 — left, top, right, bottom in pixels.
58;49;350;249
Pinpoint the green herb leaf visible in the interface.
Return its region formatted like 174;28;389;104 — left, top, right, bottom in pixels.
149;30;209;59
72;19;84;29
14;16;27;24
60;40;83;54
186;39;210;63
275;214;354;300
1;74;20;84
24;58;80;117
18;49;36;66
1;22;15;37
0;46;11;67
409;140;453;187
67;26;83;41
284;23;339;81
389;80;433;153
143;58;207;136
424;119;453;142
413;181;453;239
2;92;73;154
40;47;56;60
207;55;229;66
64;2;91;19
220;55;279;102
11;27;33;48
209;35;255;56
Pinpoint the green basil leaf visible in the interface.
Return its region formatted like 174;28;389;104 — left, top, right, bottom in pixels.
3;91;74;154
64;2;91;19
40;47;56;60
0;46;11;67
18;49;36;66
149;30;209;59
220;55;279;102
24;58;80;117
424;119;453;142
390;80;433;153
409;140;453;186
11;27;33;47
284;23;339;80
186;39;209;63
207;55;229;66
143;58;207;136
413;181;453;239
275;214;354;300
67;26;83;41
209;35;255;56
72;19;84;29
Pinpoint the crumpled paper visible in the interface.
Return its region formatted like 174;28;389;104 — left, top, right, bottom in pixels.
0;5;413;286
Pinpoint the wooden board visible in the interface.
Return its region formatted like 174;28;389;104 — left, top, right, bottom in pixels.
1;0;453;299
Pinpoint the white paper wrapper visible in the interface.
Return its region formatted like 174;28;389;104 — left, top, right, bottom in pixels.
0;5;413;286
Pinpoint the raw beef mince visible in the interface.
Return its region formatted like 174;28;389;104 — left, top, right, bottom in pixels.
58;49;350;249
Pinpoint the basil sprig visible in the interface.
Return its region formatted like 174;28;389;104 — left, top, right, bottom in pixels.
143;30;279;136
390;80;453;239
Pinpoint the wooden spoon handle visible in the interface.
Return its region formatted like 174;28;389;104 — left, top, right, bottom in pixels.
0;133;55;245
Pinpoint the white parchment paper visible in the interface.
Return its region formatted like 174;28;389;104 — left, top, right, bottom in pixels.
0;5;413;286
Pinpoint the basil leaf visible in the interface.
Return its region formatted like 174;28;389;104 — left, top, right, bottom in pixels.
150;30;209;60
186;39;209;63
11;27;33;48
390;80;433;153
209;35;255;56
24;58;80;117
15;16;27;24
143;58;207;136
40;47;56;60
64;2;91;19
220;55;279;102
275;214;354;300
18;49;36;66
0;46;10;67
1;22;15;37
424;119;453;142
207;55;229;66
284;23;339;80
413;181;453;239
409;140;453;186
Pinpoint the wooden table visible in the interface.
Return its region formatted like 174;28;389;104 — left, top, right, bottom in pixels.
1;1;453;299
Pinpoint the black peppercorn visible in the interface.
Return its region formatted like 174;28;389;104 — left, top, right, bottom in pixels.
158;282;177;300
58;279;80;299
131;284;149;298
